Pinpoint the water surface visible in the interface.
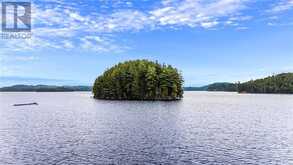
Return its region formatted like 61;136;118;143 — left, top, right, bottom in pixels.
0;92;293;164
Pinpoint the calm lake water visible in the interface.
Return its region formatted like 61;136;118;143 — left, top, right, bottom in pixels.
0;92;293;165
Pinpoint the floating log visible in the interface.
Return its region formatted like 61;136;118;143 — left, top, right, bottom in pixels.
13;102;38;106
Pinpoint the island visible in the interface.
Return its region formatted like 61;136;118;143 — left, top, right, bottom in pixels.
93;60;184;100
237;73;293;94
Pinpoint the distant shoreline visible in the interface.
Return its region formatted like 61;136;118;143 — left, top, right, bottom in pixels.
1;72;292;94
0;85;92;92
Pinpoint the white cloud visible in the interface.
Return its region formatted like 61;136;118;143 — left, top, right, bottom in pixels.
94;10;153;32
79;36;128;53
1;0;282;52
271;0;293;13
1;2;151;52
62;40;74;49
201;21;219;28
150;0;249;28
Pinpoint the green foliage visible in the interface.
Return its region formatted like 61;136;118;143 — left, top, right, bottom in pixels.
93;60;184;100
237;73;293;94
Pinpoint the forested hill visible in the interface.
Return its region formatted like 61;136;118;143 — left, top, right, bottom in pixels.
0;85;92;92
237;73;293;94
184;86;208;91
184;83;237;92
207;83;237;91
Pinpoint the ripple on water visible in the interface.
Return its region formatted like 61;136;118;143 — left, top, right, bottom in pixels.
0;92;293;164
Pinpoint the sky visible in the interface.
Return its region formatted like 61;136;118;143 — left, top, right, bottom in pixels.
0;0;293;86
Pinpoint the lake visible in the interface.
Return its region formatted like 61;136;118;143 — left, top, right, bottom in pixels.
0;92;293;164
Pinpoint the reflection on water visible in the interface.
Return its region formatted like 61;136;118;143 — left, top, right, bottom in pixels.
0;92;293;164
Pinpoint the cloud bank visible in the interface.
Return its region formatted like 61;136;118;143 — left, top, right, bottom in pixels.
0;0;292;53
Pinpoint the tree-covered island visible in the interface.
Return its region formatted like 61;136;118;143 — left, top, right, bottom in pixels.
93;60;184;100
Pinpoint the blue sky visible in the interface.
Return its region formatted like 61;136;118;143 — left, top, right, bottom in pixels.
0;0;293;86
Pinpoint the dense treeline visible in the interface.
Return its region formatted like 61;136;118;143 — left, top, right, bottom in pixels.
237;73;293;94
93;60;184;100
